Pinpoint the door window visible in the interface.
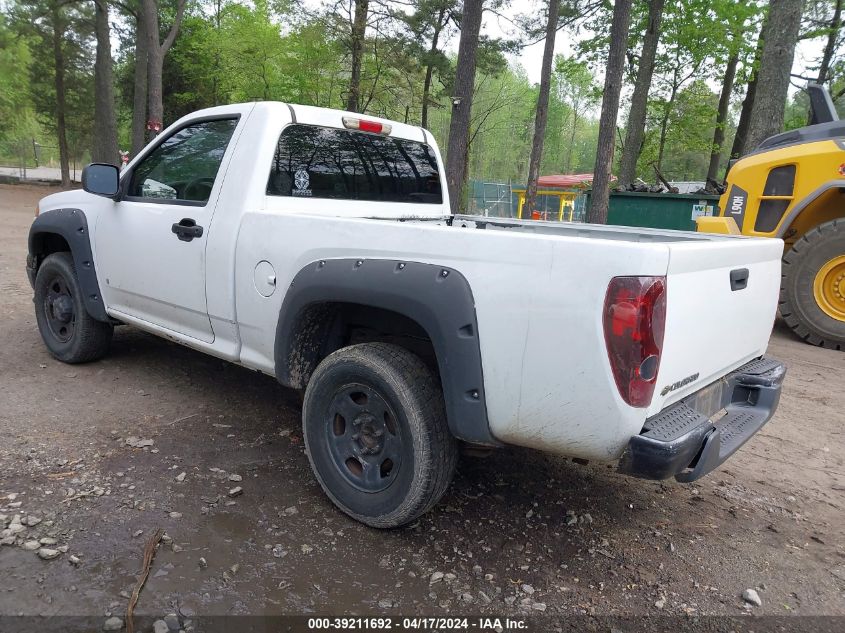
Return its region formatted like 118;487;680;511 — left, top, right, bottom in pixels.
266;124;443;204
128;118;238;204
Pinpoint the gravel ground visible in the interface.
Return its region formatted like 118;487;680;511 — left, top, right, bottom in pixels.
1;184;844;629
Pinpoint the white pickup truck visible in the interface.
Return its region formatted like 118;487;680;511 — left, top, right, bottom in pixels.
28;102;786;527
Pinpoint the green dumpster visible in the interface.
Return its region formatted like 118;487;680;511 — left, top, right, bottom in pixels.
582;191;721;231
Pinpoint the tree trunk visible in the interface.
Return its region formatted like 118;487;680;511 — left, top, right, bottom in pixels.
817;0;843;84
730;29;764;161
346;0;369;112
444;0;484;214
656;99;671;172
524;0;561;216
213;0;222;104
141;0;163;132
140;0;186;138
706;49;739;184
731;76;756;158
655;81;681;174
565;110;578;173
92;0;119;164
50;1;70;187
588;0;632;224
744;0;804;153
130;12;148;157
618;0;664;187
421;6;446;129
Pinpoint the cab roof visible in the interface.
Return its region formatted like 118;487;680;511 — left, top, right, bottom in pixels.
177;101;430;145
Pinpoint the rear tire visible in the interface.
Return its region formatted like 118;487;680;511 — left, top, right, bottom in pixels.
34;252;113;363
302;343;458;528
780;218;845;349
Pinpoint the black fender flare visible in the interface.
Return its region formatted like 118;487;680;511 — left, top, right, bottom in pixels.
28;208;110;323
274;258;497;445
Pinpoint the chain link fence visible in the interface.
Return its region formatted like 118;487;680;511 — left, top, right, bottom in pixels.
466;179;588;221
0;138;85;182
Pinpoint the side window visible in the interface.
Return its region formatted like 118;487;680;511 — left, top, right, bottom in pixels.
266;124;443;204
128;118;238;203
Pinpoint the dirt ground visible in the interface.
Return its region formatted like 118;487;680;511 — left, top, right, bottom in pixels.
1;184;844;629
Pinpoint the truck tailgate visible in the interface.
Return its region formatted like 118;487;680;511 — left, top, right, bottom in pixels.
647;237;784;416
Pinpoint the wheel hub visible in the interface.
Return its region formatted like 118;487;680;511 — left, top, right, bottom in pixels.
813;254;845;322
51;295;74;323
353;413;385;454
326;386;401;492
43;275;76;343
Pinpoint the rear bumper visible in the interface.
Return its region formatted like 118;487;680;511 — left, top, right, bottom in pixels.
618;357;786;482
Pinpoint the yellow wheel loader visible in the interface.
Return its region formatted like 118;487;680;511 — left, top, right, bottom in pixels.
697;84;845;349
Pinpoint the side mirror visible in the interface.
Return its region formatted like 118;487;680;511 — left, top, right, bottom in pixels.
81;163;120;198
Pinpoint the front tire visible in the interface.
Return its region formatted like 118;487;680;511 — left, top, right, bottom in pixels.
780;219;845;349
34;252;113;363
302;343;458;528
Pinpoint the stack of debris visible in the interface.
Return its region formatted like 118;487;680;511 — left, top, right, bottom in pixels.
693;178;727;196
617;175;727;197
618;179;666;194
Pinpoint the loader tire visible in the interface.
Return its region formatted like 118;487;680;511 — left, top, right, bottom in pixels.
780;218;845;350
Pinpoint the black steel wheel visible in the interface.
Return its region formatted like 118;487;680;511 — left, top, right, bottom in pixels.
41;273;77;343
33;252;113;363
325;385;403;493
303;343;458;528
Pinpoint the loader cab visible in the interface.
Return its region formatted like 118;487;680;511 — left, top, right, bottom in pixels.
707;83;845;242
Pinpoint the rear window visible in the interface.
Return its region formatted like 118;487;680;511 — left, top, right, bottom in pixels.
266;124;443;204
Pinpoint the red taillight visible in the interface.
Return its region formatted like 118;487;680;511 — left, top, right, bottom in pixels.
603;276;667;408
341;116;392;135
359;120;383;133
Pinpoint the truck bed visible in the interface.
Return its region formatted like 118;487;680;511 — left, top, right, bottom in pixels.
448;214;746;243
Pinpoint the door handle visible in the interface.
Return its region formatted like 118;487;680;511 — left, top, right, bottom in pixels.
171;218;204;242
730;268;749;291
